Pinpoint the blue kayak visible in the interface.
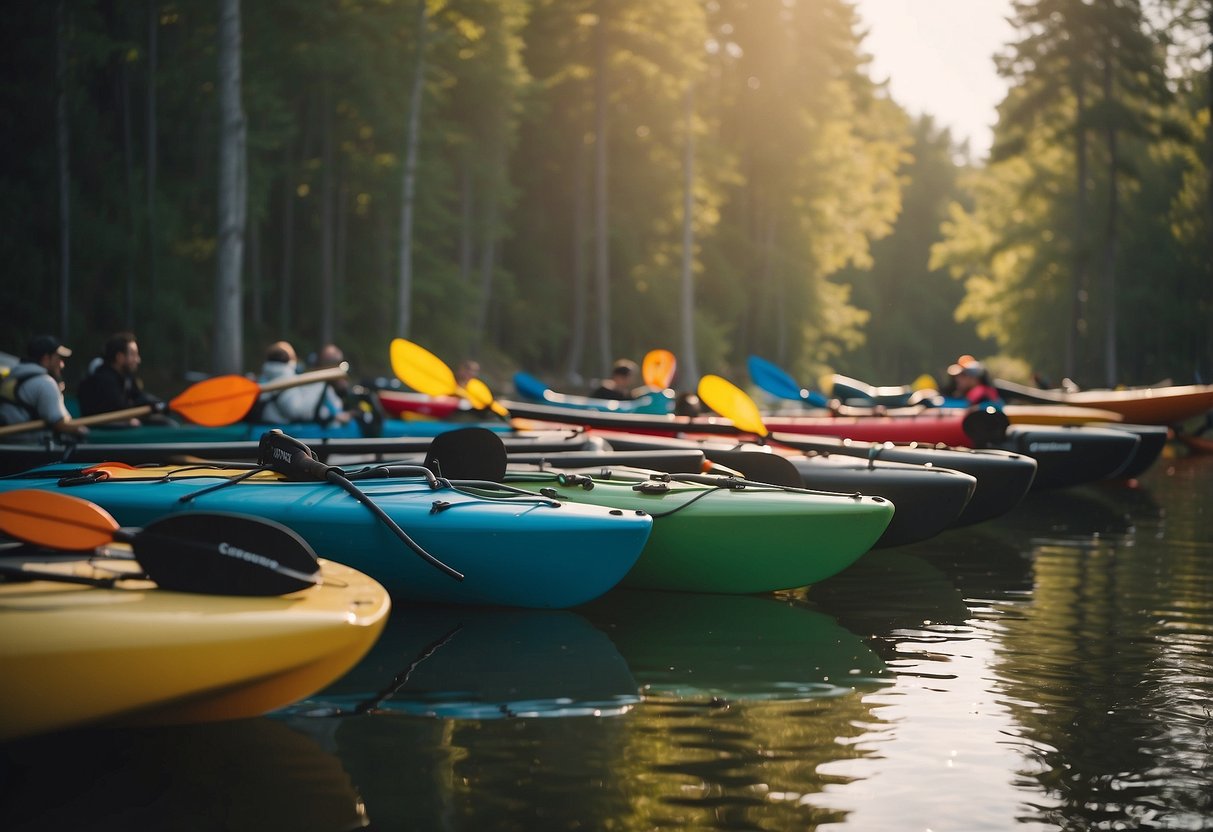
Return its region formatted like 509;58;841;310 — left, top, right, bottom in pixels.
0;463;653;609
82;417;511;445
512;371;675;415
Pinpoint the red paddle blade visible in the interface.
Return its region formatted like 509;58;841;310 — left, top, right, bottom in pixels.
169;374;261;426
0;489;121;551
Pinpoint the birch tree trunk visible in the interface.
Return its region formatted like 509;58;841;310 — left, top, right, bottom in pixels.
214;0;247;374
592;8;612;369
147;2;159;300
396;0;428;338
56;0;71;339
279;138;295;332
565;132;589;384
1100;54;1119;387
1068;80;1089;380
678;84;698;388
320;81;335;345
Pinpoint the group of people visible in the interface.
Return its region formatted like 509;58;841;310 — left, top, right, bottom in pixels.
0;333;363;443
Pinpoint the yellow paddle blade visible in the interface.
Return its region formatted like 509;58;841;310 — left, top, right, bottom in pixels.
465;378;510;418
390;338;457;396
0;489;120;551
697;374;769;437
642;349;677;389
169;374;262;426
912;373;939;392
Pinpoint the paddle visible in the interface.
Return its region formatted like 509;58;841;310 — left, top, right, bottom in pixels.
0;366;349;438
0;489;321;596
389;338;509;418
746;356;831;408
697;375;770;438
642;349;677;390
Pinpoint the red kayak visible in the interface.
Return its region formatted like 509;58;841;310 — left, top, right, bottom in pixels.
378;389;466;419
501;397;1003;446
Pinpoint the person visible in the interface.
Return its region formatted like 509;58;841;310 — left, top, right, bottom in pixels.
0;334;88;441
945;355;1003;406
312;342;352;397
77;332;167;425
454;359;481;388
591;359;639;400
255;341;352;425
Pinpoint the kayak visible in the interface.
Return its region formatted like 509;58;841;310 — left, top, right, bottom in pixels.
499;466;895;593
994;378;1213;425
0;550;389;741
510;372;676;415
290;603;641;720
826;373;1122;423
760;435;1038;524
0;463;654;609
0;435;709;477
501;398;1156;486
78;416;511;445
998;424;1142;489
586;433;978;547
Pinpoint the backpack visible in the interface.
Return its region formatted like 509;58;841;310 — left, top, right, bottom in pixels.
0;365;43;423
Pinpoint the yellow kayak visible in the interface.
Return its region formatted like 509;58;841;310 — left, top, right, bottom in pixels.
0;552;389;741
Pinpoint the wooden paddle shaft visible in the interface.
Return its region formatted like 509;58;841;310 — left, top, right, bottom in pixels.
0;366;348;437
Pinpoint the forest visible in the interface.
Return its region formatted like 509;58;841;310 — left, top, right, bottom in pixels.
1;0;1209;396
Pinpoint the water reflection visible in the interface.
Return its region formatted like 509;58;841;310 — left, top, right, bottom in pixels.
980;459;1213;829
288;604;640;719
581;590;890;700
0;718;367;831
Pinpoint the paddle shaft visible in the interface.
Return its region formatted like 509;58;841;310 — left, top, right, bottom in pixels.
0;366;348;438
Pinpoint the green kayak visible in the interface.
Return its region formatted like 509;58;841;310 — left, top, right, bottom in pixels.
499;466;894;594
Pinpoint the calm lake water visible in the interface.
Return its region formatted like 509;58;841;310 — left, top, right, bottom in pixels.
3;447;1211;831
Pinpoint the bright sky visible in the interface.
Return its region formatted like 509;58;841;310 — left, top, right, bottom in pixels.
852;0;1017;159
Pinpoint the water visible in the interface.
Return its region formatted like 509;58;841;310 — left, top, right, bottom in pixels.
3;450;1211;831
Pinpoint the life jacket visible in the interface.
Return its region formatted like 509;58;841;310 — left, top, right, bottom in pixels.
0;365;44;423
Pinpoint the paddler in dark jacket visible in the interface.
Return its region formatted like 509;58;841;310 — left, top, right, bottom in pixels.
77;332;165;425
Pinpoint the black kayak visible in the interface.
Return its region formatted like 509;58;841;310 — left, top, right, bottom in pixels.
595;433;978;548
762;434;1037;527
997;424;1142;489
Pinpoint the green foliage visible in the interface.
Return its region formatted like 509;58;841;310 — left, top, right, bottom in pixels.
3;0;1208;398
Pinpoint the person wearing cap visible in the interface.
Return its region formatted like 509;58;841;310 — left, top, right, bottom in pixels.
591;359;640;400
0;335;88;440
77;331;164;424
946;355;1003;407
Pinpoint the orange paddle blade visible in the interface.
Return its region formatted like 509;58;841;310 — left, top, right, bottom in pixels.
643;349;677;389
697;374;769;437
0;489;120;551
169;374;261;426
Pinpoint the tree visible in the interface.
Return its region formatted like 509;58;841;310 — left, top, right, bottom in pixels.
213;0;247;374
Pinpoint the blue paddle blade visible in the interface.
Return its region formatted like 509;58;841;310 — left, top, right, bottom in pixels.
746;356;830;408
512;371;551;402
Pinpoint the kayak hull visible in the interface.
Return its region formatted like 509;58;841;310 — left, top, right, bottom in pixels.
995;379;1213;425
502;468;894;593
0;554;388;741
0;466;653;609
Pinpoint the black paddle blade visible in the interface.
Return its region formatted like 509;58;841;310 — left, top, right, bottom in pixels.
133;512;321;597
962;406;1011;447
423;427;509;482
702;449;804;487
